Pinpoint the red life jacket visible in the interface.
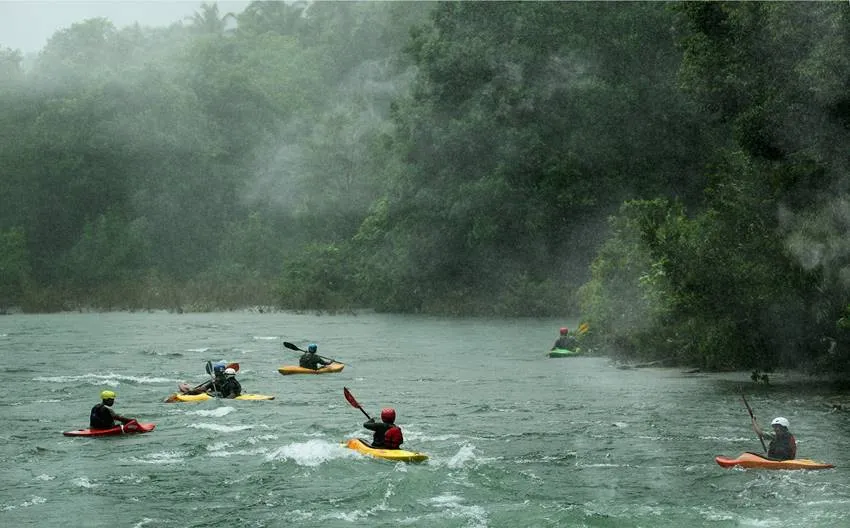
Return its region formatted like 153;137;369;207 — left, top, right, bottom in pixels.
383;425;403;449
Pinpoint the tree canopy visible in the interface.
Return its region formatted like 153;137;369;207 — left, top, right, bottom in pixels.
2;1;850;374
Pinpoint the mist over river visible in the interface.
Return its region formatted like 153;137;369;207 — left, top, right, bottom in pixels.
0;312;846;527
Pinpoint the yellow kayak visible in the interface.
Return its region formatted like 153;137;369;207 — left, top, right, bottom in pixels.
167;392;275;402
278;363;345;375
344;438;428;463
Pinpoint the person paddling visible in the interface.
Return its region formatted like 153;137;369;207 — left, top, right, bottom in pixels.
364;408;404;449
551;327;578;350
182;362;227;395
299;343;331;370
752;416;797;460
90;390;136;430
216;368;242;399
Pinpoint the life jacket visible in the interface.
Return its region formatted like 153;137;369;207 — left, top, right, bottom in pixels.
383;425;403;449
90;403;114;429
769;433;797;460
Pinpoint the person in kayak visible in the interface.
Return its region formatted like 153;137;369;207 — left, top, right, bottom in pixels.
183;362;227;395
364;408;403;449
215;367;242;398
752;416;797;460
551;327;578;350
90;390;135;429
299;343;331;370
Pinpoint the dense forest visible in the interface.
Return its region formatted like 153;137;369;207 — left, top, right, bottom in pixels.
2;2;850;374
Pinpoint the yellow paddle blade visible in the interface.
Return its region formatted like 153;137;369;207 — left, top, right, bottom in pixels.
578;322;589;335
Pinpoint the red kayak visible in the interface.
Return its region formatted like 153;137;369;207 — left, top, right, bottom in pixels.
63;421;156;437
715;452;834;470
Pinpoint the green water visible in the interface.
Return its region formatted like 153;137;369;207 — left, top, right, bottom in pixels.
1;312;846;527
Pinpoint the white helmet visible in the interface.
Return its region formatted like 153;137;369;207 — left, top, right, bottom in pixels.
770;417;790;429
224;368;236;376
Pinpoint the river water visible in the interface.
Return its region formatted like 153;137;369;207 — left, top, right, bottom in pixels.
0;312;846;527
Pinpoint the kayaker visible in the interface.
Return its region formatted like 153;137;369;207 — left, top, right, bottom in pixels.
299;343;331;370
752;416;797;460
183;362;227;395
90;390;135;429
364;408;403;449
216;367;242;399
551;327;578;350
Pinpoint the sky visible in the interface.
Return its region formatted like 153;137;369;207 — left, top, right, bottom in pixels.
0;1;251;53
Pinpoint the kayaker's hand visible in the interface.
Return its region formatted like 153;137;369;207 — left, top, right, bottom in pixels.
367;417;375;423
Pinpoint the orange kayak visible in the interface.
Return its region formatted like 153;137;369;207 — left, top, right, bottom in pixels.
715;452;834;470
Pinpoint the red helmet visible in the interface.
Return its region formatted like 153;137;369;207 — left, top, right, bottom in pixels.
560;327;568;335
380;408;396;423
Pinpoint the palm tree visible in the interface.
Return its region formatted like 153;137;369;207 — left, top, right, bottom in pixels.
187;2;237;35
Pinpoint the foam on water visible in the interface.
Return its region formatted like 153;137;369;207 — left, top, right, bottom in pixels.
2;495;47;511
34;373;173;384
423;493;489;527
71;476;97;488
186;407;233;418
265;438;354;466
188;423;253;433
445;443;479;468
126;451;187;465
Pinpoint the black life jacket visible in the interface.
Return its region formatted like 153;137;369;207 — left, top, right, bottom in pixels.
90;403;114;429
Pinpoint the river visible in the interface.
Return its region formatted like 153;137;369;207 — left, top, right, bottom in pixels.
0;312;846;527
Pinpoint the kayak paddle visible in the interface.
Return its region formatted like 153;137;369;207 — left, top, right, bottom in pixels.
343;387;372;420
205;360;218;395
283;341;342;365
741;393;768;452
578;322;589;335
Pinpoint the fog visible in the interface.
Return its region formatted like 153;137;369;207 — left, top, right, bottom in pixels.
0;1;250;53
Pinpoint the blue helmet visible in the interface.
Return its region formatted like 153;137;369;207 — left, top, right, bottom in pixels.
307;343;317;353
213;362;226;374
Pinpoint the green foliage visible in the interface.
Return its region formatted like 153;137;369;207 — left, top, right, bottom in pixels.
0;228;31;311
578;199;676;359
277;243;358;312
65;213;151;288
3;1;850;377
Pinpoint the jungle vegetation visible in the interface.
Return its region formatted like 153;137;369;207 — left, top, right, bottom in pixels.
2;2;850;374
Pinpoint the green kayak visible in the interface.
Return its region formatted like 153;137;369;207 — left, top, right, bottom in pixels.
549;348;581;358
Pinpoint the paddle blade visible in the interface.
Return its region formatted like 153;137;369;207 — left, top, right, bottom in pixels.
343;387;360;409
205;361;212;375
227;362;240;372
344;387;372;420
284;341;305;353
578;322;589;335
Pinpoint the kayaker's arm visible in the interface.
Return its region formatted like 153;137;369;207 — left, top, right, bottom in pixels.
751;420;775;441
109;407;133;424
363;420;388;432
